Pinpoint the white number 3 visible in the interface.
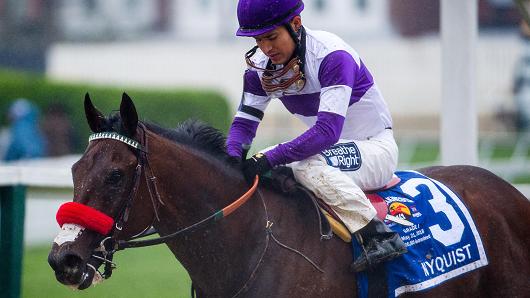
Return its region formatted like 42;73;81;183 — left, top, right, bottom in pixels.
400;177;465;246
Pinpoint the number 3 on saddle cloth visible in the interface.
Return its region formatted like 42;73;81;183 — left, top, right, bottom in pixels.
346;170;489;298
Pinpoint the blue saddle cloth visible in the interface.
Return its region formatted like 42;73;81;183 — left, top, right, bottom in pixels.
353;171;488;297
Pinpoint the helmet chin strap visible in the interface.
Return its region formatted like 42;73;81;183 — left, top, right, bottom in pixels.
284;23;306;76
284;23;301;54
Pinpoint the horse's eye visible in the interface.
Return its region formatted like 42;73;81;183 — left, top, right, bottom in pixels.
106;170;123;185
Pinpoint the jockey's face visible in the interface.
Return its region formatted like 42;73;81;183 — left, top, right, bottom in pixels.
253;16;301;65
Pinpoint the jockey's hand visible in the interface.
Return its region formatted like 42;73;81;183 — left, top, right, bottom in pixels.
242;153;271;185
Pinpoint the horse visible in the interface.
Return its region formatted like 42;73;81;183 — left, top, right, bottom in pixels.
48;93;530;297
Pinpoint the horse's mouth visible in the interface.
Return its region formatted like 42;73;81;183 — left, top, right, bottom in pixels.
49;226;109;290
54;263;103;290
53;265;86;288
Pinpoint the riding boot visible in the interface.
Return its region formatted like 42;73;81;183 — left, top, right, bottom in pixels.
350;217;408;272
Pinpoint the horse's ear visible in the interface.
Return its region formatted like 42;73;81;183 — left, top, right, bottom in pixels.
120;92;138;137
84;93;107;133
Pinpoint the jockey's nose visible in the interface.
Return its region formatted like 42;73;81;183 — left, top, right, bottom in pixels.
257;41;273;55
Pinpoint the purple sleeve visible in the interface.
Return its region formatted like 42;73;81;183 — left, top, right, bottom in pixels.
225;70;266;158
318;50;357;88
320;51;375;103
244;69;267;96
265;111;345;167
226;117;259;158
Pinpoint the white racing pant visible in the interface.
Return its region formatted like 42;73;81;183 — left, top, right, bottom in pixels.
266;129;398;233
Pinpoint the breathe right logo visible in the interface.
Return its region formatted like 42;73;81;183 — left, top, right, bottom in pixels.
320;142;362;171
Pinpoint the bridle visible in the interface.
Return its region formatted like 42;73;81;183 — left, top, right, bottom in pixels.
80;123;260;282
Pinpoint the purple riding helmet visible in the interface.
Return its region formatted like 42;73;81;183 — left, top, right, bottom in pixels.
236;0;304;37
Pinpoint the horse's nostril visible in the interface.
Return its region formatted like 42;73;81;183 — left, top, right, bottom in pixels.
49;251;84;273
49;251;87;285
48;252;60;271
63;253;83;269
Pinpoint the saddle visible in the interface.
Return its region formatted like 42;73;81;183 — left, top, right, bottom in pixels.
268;167;401;243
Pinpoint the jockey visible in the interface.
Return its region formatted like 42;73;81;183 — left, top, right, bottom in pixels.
226;0;407;272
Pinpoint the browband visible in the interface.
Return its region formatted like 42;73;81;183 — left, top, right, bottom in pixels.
89;132;142;150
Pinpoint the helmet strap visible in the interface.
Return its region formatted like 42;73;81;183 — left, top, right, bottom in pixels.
245;45;259;61
284;24;306;76
284;22;300;48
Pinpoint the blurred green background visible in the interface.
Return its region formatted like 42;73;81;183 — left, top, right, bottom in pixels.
24;245;190;298
0;69;231;153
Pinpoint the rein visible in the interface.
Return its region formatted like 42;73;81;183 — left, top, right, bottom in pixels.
115;174;259;250
88;125;259;250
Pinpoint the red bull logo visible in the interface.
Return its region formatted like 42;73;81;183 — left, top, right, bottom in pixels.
389;202;411;219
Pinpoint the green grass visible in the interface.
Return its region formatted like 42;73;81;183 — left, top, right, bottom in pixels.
513;174;530;184
410;142;439;163
23;245;191;298
490;142;516;159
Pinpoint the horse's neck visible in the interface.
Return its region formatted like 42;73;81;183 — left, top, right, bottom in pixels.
145;135;355;297
147;136;269;295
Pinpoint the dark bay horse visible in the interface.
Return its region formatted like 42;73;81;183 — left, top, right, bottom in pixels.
48;94;530;297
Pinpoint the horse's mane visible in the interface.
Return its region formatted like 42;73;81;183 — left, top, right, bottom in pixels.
107;114;229;160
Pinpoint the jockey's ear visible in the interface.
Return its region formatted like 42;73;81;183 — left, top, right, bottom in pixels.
120;92;138;137
290;15;302;32
84;93;107;133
